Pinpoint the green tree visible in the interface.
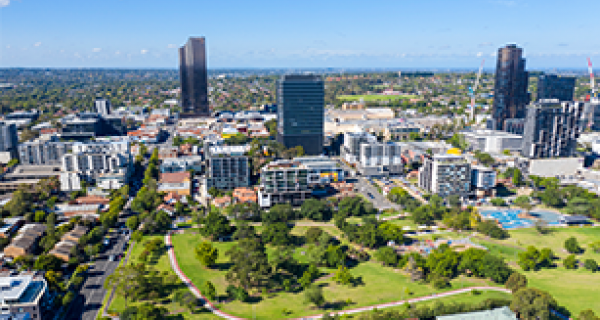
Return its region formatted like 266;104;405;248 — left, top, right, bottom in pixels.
201;281;217;301
505;272;528;293
490;198;506;207
300;199;332;221
584;259;598;272
225;238;272;290
564;237;583;254
304;285;325;308
195;242;219;268
332;266;354;286
512;168;523;187
62;291;75;306
510;288;556;320
564;254;577;269
375;246;398;267
579;309;600;320
305;227;324;244
201;211;234;240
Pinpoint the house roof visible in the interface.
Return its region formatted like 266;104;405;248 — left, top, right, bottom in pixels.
159;171;191;183
75;195;110;205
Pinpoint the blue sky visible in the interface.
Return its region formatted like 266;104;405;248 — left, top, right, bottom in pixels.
1;0;599;69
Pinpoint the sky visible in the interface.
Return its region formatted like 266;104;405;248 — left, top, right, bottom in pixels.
1;0;599;69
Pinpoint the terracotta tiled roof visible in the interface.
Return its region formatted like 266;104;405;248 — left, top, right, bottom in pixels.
160;171;191;183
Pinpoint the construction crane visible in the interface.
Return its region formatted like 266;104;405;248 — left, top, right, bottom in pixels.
587;57;597;128
469;59;485;122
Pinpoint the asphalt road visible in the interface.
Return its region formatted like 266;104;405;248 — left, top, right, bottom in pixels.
67;222;129;320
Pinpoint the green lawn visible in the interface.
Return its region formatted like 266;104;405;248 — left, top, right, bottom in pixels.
336;94;418;102
104;235;219;319
171;232;502;319
471;227;600;314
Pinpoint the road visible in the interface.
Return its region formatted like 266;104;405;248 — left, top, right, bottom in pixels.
355;177;401;211
67;217;129;320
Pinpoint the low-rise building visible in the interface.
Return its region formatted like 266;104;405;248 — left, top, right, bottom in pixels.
56;204;102;218
50;225;88;262
419;154;472;198
158;171;192;196
212;196;232;208
160;156;203;173
3;224;47;258
294;156;345;184
257;160;311;208
0;273;49;320
75;195;110;206
461;129;523;154
232;187;257;204
0;217;24;239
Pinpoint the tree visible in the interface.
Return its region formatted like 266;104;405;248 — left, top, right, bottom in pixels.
304;285;325;308
505;272;527;293
201;211;234;240
474;151;495;166
584;259;598;272
512;168;523;187
300;199;332;221
447;194;461;209
375;246;398;267
226;238;272;290
565;237;583;254
590;241;600;253
513;196;532;213
104;265;141;308
34;254;62;271
195;242;219;268
490;198;506;207
232;221;257;240
477;220;508;239
332;266;354;286
261;222;293;246
564;254;577;269
263;204;295;223
201;281;217;301
126;215;140;231
62;291;75;306
305;227;324;244
510;288;556;320
579;309;600;320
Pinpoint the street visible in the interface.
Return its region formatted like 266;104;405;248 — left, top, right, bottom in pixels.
67;218;129;320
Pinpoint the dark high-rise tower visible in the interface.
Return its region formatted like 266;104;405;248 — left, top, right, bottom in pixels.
179;37;209;117
277;74;324;155
537;74;576;102
492;44;529;130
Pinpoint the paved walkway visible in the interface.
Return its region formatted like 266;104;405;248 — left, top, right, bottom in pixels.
165;232;511;319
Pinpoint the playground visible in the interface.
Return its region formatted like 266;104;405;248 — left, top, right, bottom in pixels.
479;209;563;229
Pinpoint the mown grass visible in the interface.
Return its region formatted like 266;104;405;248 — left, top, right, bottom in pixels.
171;231;502;319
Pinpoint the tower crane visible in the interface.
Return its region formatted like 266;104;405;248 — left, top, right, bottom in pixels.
587;57;597;129
469;59;485;122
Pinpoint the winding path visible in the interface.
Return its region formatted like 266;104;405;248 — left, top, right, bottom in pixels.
165;232;511;319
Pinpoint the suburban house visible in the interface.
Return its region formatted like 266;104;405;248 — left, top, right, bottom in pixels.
3;224;47;259
158;171;192;196
232;187;257;204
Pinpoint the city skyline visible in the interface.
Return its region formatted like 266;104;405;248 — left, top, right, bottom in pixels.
1;0;600;69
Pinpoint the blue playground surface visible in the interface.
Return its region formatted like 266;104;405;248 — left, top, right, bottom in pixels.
479;209;563;229
480;209;532;229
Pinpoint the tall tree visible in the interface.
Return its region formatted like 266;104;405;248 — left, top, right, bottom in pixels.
226;238;272;290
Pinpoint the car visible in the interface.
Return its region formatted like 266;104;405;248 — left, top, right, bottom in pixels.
108;255;115;262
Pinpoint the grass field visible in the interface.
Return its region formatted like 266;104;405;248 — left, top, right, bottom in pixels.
336;94;418;102
104;235;220;319
171;231;502;319
473;227;600;315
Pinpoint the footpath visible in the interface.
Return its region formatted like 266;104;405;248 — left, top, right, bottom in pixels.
165;232;511;320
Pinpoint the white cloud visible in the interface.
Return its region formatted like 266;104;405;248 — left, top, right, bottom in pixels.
141;49;148;55
115;51;121;55
0;0;10;8
167;44;177;49
34;42;42;47
477;52;483;57
92;48;102;52
5;45;9;49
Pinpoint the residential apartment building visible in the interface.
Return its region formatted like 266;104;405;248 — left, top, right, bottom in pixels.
491;44;529;130
0;273;49;320
294;156;345;184
18;138;72;166
257;160;311;207
0;122;18;162
203;145;250;191
521;100;584;159
277;74;324;155
419;154;472;198
471;166;496;197
95;99;111;116
60;141;132;191
342;132;403;176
